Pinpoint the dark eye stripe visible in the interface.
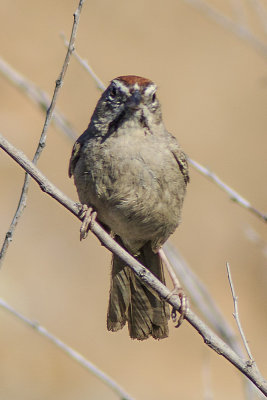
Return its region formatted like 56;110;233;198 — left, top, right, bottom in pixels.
109;86;117;98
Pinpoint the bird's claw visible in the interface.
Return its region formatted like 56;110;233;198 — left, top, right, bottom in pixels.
79;205;97;240
166;287;189;328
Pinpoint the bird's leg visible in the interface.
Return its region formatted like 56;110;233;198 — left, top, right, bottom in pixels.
158;248;189;328
79;204;97;241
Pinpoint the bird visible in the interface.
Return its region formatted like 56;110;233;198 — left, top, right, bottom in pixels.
69;75;189;340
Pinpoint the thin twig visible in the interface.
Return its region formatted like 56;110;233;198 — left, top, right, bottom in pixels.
0;0;85;268
60;33;106;91
1;133;267;396
0;298;133;400
226;262;254;362
182;0;267;58
165;243;258;399
0;57;77;140
189;159;267;223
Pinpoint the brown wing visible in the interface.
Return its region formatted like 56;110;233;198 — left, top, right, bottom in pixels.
167;132;189;184
68;141;81;178
172;148;190;185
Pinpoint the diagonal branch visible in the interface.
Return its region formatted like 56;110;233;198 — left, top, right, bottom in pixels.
182;0;267;58
189;159;267;222
60;33;106;91
1;132;267;397
0;0;85;268
0;298;134;400
164;243;242;348
0;57;77;140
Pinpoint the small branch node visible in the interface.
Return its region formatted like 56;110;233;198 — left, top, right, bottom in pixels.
138;268;146;278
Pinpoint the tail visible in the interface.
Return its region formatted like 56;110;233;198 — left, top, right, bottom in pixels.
107;238;170;340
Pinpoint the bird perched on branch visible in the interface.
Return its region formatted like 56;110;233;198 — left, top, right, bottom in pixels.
69;75;189;340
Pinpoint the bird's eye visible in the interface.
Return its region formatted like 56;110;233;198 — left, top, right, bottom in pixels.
109;86;117;99
152;93;156;102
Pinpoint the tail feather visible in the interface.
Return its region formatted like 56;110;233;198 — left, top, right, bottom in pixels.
107;238;170;340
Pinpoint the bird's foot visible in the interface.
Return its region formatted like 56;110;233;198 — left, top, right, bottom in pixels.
166;286;189;328
79;204;97;241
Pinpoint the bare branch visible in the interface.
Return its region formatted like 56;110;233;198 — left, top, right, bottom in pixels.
165;244;261;400
0;57;77;140
244;226;267;259
0;298;134;400
164;243;241;348
0;0;85;268
230;0;248;27
60;33;106;91
182;0;267;58
1;133;267;396
189;159;267;223
226;262;254;361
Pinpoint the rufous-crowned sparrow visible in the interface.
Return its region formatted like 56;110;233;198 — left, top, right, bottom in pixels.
69;75;189;340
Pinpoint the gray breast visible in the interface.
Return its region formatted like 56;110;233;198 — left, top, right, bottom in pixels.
74;132;185;252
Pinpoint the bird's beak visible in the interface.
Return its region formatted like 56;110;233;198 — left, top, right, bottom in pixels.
127;91;141;109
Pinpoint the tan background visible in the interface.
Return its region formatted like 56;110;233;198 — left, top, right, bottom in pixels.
0;1;267;399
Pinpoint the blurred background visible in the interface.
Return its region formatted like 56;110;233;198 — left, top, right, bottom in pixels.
0;0;267;399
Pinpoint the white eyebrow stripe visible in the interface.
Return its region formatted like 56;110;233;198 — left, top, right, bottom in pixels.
144;83;157;96
113;79;130;95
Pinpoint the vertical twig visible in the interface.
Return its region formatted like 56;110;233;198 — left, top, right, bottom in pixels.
226;262;254;362
0;0;85;268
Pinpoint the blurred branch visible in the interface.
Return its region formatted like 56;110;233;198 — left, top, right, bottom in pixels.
182;0;267;58
60;33;106;91
226;262;254;361
0;298;134;400
0;57;76;140
1;133;267;397
230;0;248;27
0;0;85;268
249;0;267;34
189;159;267;223
244;226;267;259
